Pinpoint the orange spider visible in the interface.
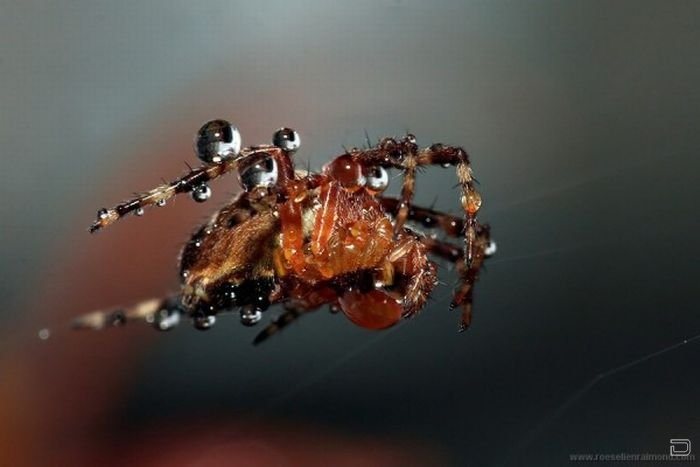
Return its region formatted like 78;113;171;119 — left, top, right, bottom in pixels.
75;121;494;344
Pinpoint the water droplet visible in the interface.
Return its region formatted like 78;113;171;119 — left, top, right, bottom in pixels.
97;208;109;220
193;314;216;331
156;199;166;207
240;308;262;326
404;133;417;145
191;183;212;203
364;166;389;193
135;207;145;216
38;328;50;340
195;119;242;164
272;127;301;152
194;239;202;248
442;162;452;168
153;308;181;331
239;154;278;191
485;240;497;257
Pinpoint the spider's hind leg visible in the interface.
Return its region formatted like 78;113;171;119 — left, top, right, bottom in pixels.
72;296;183;332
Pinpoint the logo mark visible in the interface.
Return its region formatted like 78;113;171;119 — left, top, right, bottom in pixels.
670;439;691;457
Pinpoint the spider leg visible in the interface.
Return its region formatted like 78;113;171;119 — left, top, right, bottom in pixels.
252;302;310;346
414;143;483;269
349;136;483;269
88;146;282;232
378;196;493;328
72;296;182;331
420;228;491;331
385;232;439;319
379;197;465;237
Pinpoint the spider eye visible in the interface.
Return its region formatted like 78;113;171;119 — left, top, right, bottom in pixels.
364;166;389;193
239;154;278;191
272;127;301;152
194;119;242;164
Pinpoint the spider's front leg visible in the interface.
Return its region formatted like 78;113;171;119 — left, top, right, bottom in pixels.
89;120;284;232
413;142;483;269
89;159;231;232
351;136;483;269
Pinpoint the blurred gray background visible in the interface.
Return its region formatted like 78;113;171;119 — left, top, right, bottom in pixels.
1;1;699;466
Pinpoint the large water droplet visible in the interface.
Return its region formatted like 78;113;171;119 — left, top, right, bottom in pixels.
272;127;301;152
191;183;212;203
239;154;278;191
195;119;242;164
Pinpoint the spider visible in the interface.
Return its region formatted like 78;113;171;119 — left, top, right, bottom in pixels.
74;120;495;344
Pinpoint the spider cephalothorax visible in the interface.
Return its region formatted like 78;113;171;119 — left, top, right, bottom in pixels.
75;120;494;344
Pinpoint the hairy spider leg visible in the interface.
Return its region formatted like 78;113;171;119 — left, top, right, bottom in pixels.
421;227;491;331
88;146;285;232
378;197;465;236
378;197;491;330
347;137;483;270
383;230;439;319
415;143;482;270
